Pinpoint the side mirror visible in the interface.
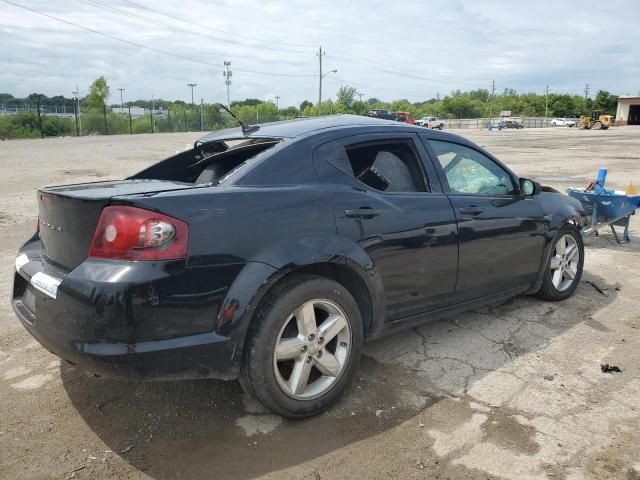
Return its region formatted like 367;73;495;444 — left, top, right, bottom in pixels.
520;178;541;196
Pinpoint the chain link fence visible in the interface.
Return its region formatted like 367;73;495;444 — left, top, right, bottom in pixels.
0;103;289;139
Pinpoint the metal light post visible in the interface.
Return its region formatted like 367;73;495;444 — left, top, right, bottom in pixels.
187;83;197;106
319;69;337;115
223;61;232;108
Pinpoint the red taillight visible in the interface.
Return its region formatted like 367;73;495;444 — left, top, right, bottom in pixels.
88;206;188;261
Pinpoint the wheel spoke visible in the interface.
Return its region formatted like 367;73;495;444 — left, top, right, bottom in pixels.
296;302;317;337
549;255;562;270
552;268;563;288
566;244;578;261
288;358;312;395
564;265;576;280
318;314;347;343
556;235;567;255
275;337;305;361
314;351;341;377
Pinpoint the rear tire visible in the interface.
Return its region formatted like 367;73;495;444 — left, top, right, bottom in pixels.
240;274;363;419
536;224;584;301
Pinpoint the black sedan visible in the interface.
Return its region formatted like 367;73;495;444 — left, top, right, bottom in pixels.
12;115;586;418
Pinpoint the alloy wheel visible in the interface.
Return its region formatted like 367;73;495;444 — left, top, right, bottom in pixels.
273;299;351;400
549;234;580;292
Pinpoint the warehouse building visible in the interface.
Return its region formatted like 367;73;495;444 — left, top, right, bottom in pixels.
616;96;640;125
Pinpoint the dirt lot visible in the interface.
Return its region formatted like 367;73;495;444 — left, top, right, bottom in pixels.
1;127;640;480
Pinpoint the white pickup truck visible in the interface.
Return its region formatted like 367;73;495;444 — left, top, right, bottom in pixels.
416;116;444;129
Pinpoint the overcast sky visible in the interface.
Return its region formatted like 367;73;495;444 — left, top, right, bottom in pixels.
1;0;639;107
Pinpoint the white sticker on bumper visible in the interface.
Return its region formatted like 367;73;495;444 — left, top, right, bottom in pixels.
15;254;29;272
31;272;61;299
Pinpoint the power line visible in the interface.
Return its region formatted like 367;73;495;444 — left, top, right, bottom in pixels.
1;0;317;78
325;50;494;89
77;0;313;55
120;0;317;49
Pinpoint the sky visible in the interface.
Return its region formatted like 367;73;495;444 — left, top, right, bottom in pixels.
1;0;639;108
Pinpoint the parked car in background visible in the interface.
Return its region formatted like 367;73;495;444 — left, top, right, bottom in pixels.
551;118;576;127
12;115;587;418
503;120;524;129
394;111;415;124
417;116;444;129
367;109;396;121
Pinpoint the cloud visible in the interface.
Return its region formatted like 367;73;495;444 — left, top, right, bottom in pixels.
1;0;639;106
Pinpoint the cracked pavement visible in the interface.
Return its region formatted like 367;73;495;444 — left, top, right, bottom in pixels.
1;128;640;479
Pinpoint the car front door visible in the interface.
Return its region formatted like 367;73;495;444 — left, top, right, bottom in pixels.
423;137;546;302
313;133;459;323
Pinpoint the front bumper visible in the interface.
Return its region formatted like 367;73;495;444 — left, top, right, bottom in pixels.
11;238;242;381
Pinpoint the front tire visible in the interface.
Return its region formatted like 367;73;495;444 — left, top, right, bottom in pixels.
536;224;584;301
240;274;363;418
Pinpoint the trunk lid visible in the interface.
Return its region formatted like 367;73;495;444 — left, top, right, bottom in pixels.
38;180;195;270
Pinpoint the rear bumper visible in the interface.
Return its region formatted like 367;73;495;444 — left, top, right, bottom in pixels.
11;238;242;381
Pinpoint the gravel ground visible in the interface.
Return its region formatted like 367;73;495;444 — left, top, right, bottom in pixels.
1;127;639;480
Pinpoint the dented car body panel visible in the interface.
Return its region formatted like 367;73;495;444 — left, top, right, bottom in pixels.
12;115;585;380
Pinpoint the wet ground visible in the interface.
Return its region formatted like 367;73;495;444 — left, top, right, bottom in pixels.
1;127;640;479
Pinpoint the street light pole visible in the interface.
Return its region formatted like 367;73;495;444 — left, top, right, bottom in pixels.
223;61;232;108
117;88;125;114
187;83;197;106
318;68;337;116
275;95;280;110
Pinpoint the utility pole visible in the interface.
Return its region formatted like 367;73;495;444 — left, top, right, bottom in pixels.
187;83;197;106
117;88;125;114
317;47;337;116
200;98;204;131
317;46;324;115
545;85;549;119
356;92;364;102
488;80;496;124
128;105;132;134
584;83;590;103
275;95;280;110
223;61;232;108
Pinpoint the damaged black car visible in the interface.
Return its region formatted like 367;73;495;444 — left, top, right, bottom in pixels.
12;115;586;418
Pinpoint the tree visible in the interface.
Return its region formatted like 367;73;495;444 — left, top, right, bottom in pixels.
593;90;617;114
299;100;313;112
84;76;110;109
336;85;357;112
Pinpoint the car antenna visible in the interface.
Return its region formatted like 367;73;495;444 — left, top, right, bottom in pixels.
218;103;260;135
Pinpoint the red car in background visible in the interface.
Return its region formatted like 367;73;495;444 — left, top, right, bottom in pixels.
394;111;415;124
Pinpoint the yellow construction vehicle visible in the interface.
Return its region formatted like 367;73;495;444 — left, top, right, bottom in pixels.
577;110;614;130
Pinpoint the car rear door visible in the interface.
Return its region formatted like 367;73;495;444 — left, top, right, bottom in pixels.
313;132;458;323
422;136;546;302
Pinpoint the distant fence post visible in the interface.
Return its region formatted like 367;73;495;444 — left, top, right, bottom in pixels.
74;100;79;136
200;99;204;131
168;108;172;132
103;105;108;135
149;108;154;133
36;96;44;138
128;105;132;134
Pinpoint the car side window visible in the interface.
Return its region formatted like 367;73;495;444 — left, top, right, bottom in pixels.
332;140;426;193
429;140;516;195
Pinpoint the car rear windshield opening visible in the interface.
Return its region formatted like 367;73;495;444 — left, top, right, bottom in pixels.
130;138;281;185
